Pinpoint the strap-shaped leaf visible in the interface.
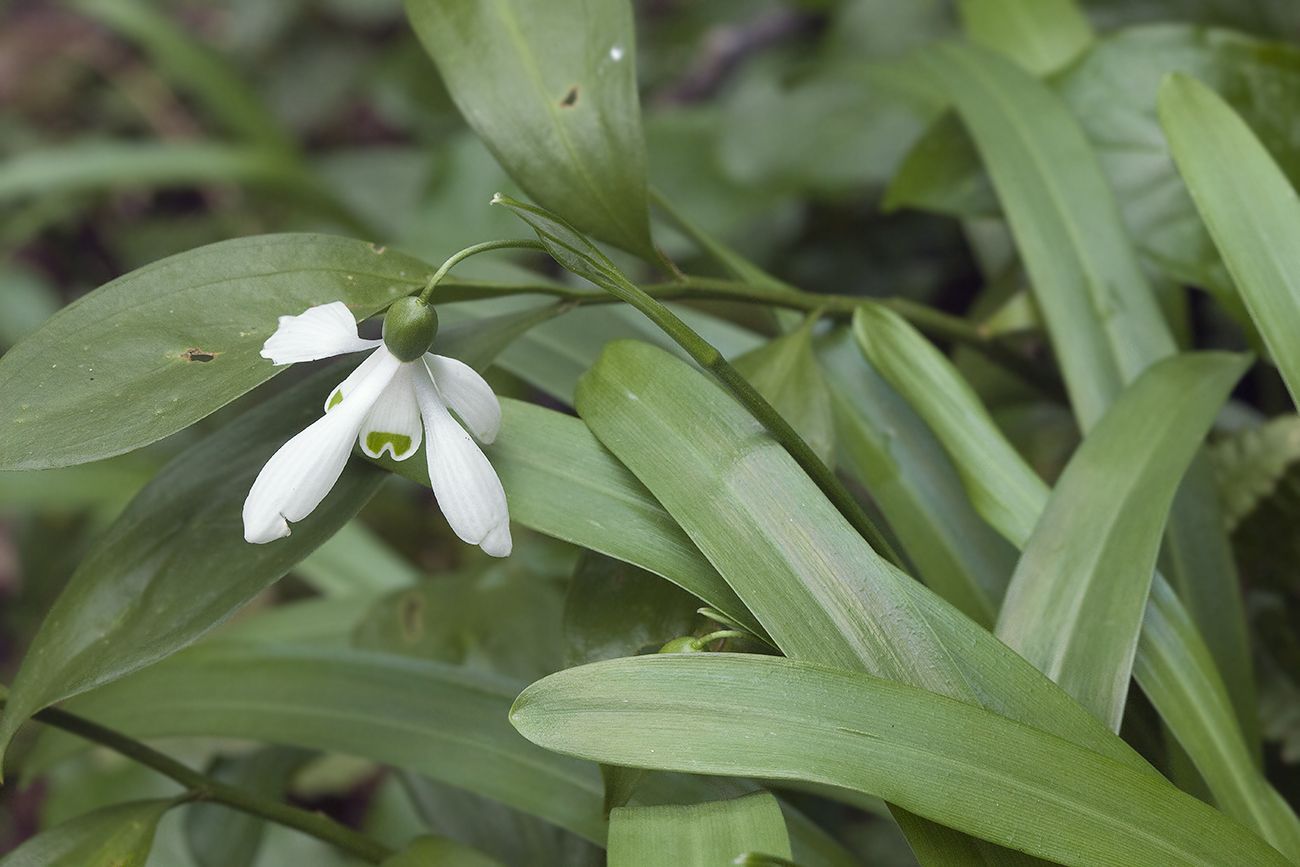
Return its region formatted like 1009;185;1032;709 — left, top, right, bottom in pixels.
0;367;387;769
512;654;1291;867
0;234;428;471
1160;74;1300;407
996;352;1248;731
404;0;654;259
920;41;1176;431
854;304;1300;859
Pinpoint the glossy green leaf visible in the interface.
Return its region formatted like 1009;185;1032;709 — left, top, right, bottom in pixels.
381;835;506;867
370;397;762;638
996;352;1248;731
0;367;388;768
854;305;1300;855
608;792;791;867
820;328;1015;628
0;234;429;471
0;798;174;867
574;338;1160;865
28;642;607;844
732;319;836;467
73;0;290;150
957;0;1093;76
562;552;703;667
1160;73;1300;406
403;0;654;258
920;42;1176;432
512;654;1291;867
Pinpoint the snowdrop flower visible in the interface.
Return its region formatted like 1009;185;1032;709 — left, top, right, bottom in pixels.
243;298;511;557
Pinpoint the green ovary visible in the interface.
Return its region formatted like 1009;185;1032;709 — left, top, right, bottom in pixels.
367;431;413;458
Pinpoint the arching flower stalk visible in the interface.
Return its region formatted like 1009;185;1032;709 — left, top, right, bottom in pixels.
242;300;511;557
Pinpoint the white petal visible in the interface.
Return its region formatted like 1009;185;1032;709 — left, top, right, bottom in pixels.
358;362;423;461
261;301;379;365
324;346;391;412
413;371;512;557
243;351;399;543
423;353;502;444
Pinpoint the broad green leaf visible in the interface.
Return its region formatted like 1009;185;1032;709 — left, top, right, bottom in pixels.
820;328;1015;628
608;793;791;867
351;554;568;682
370;397;762;638
295;520;421;597
0;143;360;229
0;798;174;867
732;319;836;467
382;835;506;867
919;42;1176;432
562;552;703;667
184;747;311;867
73;0;291;150
854;305;1300;855
0;234;428;471
957;0;1093;76
511;654;1291;867
883;113;997;217
28;642;607;844
1160;73;1300;407
403;0;654;258
0;367;387;768
996;352;1248;731
574;339;1155;866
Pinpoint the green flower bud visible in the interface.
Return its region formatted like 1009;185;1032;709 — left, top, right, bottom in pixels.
382;297;439;362
657;636;706;654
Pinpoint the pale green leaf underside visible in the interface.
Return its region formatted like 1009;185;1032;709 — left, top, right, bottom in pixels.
511;654;1290;867
609;792;792;867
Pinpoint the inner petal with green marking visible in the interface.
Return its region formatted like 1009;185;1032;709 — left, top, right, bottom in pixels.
365;431;414;459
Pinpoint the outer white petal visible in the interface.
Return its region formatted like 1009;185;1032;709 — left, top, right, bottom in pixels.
413;371;512;557
243;351;400;543
423;353;502;444
358;362;423;461
260;301;379;365
324;345;391;412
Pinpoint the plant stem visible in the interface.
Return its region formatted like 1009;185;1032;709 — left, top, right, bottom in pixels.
417;238;548;304
9;699;396;864
433;275;1063;399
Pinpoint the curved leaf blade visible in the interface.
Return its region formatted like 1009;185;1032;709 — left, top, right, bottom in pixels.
996;352;1249;731
0;798;174;867
0;368;387;767
1159;73;1300;407
404;0;654;258
511;654;1291;867
0;234;430;471
957;0;1093;76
